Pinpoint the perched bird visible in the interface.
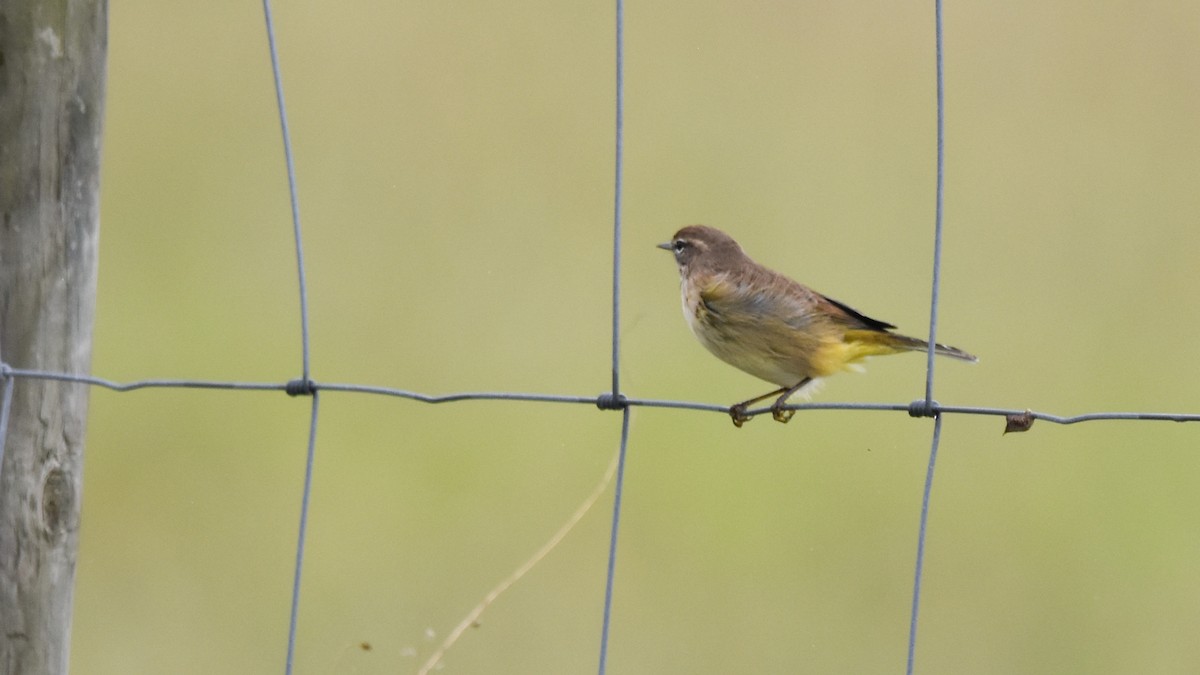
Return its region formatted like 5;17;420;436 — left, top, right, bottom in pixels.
658;225;976;427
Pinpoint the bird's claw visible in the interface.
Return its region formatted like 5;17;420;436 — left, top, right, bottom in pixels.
729;403;795;426
729;404;752;428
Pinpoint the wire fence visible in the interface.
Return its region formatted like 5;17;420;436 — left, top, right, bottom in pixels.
1;1;1198;674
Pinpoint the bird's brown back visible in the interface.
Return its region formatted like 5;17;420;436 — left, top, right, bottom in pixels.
671;224;895;336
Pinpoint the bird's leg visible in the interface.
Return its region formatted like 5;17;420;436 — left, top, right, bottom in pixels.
769;378;813;423
728;387;788;427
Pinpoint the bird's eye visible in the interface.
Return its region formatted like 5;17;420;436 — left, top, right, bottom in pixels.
673;240;687;253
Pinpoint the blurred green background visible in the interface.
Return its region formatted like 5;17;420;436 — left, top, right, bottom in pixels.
78;1;1200;673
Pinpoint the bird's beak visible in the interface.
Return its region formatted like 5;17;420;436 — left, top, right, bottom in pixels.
656;242;673;251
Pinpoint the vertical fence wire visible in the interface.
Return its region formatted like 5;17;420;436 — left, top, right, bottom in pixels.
597;407;632;675
0;369;13;480
261;0;313;383
598;1;628;672
907;1;947;672
922;0;946;407
907;414;943;675
260;1;320;672
285;393;321;675
609;0;626;400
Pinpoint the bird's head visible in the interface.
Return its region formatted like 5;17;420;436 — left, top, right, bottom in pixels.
656;225;745;274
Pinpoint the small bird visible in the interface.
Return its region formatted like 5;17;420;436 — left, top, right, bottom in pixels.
658;225;976;427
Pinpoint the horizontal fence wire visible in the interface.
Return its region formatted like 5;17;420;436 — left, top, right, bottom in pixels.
0;2;1197;675
4;366;1200;426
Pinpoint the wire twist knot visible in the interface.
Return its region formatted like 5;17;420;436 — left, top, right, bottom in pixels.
286;378;317;397
908;399;941;418
595;392;628;411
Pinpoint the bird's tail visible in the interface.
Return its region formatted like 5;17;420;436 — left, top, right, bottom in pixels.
843;330;978;363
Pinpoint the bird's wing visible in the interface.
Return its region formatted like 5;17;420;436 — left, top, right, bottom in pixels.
813;293;897;332
695;273;788;326
696;269;897;333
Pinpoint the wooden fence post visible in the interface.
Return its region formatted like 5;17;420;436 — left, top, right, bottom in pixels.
0;1;107;673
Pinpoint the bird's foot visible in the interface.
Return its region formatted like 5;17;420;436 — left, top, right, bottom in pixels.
771;405;795;424
728;404;753;428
